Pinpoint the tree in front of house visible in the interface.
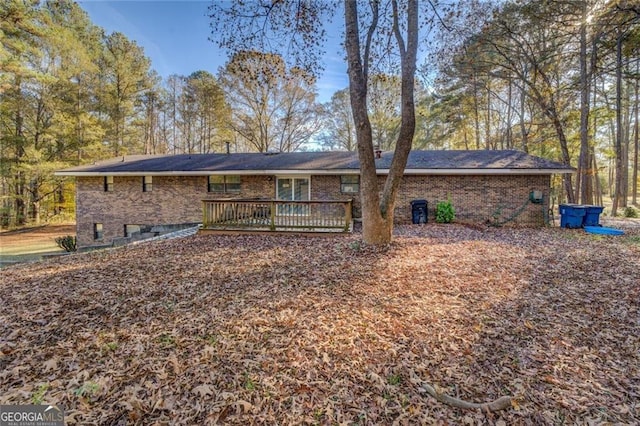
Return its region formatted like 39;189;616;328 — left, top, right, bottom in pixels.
209;0;436;244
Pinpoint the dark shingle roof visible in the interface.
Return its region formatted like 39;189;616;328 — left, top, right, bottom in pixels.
56;150;573;175
58;152;358;173
402;150;570;170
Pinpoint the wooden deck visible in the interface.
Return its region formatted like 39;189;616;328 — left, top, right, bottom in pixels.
202;199;353;233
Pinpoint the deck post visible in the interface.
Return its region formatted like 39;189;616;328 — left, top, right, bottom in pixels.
269;201;276;231
344;200;352;232
202;201;208;227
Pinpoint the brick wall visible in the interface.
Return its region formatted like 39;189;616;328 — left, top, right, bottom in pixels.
389;174;550;226
75;173;550;246
75;175;273;247
310;174;549;226
310;175;361;218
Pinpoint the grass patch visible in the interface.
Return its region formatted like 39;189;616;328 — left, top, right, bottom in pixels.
624;235;640;246
31;383;49;405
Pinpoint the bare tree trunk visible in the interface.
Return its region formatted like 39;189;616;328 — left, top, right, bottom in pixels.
609;157;614;201
592;54;601;207
463;126;469;150
549;112;575;204
473;72;481;150
344;0;417;245
606;99;616;201
55;186;65;216
505;76;513;149
612;31;624;216
29;182;40;224
633;64;639;206
621;60;631;208
13;76;27;226
345;0;387;244
578;11;593;205
519;83;529;153
14;174;26;226
593;153;603;206
485;80;491;150
602;77;617;202
380;0;418;226
172;78;178;153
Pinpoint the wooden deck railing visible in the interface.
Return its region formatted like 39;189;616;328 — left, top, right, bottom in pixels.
202;199;353;232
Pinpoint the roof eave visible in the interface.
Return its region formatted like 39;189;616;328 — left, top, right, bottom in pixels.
385;168;575;175
54;169;360;177
55;167;574;177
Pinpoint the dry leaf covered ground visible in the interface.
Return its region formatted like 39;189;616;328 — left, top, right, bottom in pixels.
1;224;639;424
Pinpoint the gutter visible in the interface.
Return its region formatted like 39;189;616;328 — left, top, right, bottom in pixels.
55;168;575;177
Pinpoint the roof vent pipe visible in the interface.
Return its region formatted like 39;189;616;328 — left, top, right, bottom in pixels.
225;141;231;154
374;145;382;159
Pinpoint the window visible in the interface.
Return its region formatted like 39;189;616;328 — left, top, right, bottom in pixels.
124;224;141;238
340;175;360;193
208;175;241;193
143;175;153;192
104;176;114;192
226;175;241;192
94;223;103;240
276;177;310;215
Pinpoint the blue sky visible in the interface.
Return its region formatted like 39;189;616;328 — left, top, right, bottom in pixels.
78;0;348;103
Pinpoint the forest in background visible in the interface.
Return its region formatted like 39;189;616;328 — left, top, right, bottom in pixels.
0;0;638;228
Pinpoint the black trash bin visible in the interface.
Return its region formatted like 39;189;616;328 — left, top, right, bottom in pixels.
411;199;428;224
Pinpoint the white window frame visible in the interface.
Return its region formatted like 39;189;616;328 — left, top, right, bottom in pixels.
276;176;310;216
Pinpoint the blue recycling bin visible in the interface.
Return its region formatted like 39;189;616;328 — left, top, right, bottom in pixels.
559;204;587;228
583;205;604;227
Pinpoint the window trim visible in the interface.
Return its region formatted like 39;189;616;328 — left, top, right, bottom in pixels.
276;176;311;216
93;223;103;240
143;175;153;192
104;176;114;192
276;176;311;202
124;224;141;238
340;175;360;194
208;175;241;193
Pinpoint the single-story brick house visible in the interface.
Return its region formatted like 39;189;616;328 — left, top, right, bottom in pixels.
56;150;573;247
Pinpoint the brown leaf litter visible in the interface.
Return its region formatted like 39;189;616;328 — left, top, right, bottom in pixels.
1;224;639;424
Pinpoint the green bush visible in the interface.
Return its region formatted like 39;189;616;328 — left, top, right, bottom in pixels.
55;235;77;252
435;199;455;223
623;206;638;218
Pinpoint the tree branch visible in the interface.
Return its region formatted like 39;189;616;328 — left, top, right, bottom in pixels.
362;0;380;86
391;0;405;57
426;0;451;32
422;383;513;413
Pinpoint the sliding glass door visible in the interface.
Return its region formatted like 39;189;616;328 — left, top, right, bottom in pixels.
276;177;310;215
